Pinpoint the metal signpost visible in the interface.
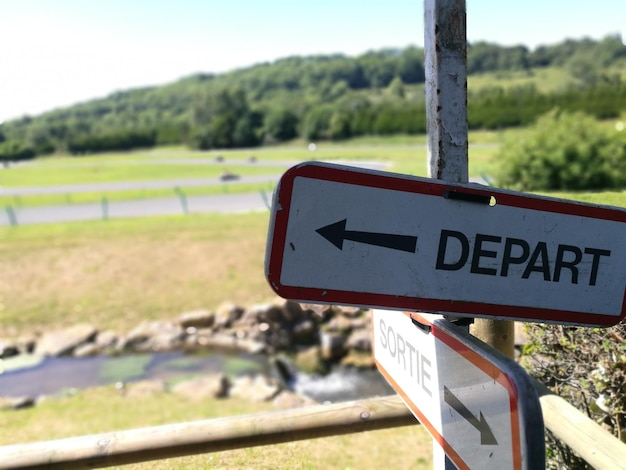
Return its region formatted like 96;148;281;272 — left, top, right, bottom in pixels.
263;1;626;468
265;161;626;327
372;309;545;469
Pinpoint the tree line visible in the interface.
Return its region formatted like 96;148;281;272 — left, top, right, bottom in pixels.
0;35;624;160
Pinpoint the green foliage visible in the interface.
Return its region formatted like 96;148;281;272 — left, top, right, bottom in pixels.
302;104;334;140
2;36;625;155
0;140;35;161
495;110;626;190
263;108;299;142
468;42;530;74
188;88;262;150
386;76;406;98
67;129;157;154
522;323;626;468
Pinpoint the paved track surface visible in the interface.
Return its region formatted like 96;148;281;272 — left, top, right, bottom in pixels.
0;160;391;226
1;192;272;226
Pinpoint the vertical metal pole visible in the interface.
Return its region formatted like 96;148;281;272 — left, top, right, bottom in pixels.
424;2;467;467
175;186;189;214
424;5;515;469
5;205;18;226
101;196;109;221
425;0;468;183
424;0;514;362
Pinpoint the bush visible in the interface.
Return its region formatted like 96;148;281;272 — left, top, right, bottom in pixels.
495;110;626;190
0;140;35;162
522;323;626;468
68;129;156;154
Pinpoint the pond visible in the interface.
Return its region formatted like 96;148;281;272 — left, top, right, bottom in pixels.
0;351;394;403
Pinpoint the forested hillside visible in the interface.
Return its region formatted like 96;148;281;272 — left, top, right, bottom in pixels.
1;35;625;160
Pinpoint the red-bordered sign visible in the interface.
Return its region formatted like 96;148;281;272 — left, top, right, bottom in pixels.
265;162;626;326
372;310;545;470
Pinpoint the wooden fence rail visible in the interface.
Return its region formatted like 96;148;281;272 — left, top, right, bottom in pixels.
0;395;415;469
0;385;625;469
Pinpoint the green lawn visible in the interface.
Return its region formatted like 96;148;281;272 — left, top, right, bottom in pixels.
0;131;510;208
0;162;283;187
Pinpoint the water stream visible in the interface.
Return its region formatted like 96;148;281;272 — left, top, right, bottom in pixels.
0;352;393;403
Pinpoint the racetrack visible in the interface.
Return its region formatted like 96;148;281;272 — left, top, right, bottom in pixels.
0;160;390;226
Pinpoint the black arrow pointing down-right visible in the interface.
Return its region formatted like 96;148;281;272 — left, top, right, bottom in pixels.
444;386;498;445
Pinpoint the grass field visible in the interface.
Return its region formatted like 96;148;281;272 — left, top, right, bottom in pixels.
1;133;624;468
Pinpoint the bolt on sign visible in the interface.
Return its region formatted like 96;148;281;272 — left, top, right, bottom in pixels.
265;161;626;326
373;310;545;470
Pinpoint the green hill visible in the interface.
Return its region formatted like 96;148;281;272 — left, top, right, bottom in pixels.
1;35;624;160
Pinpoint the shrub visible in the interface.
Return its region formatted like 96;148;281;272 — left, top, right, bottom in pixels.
522;323;626;468
495;110;626;191
0;140;35;162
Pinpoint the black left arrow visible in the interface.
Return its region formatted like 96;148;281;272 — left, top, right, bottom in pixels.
315;219;417;253
444;386;498;445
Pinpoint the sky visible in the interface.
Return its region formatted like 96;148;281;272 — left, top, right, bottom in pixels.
1;0;624;123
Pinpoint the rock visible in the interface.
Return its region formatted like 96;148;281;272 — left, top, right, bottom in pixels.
320;331;347;361
214;302;244;329
34;324;97;356
95;330;119;350
341;350;375;368
236;308;262;327
236;338;266;354
0;339;19;359
172;374;230;400
292;319;317;344
192;331;266;354
73;342;100;357
324;315;354;334
282;300;307;323
294;346;325;374
124;380;167;398
230;375;281;402
345;330;372;352
338;306;364;318
253;298;304;324
0;396;35;410
272;390;317;409
257;304;286;324
120;321;184;352
178;309;215;329
300;303;334;321
15;335;37;355
194;331;238;350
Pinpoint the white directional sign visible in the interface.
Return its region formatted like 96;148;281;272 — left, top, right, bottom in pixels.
372;310;545;470
265;162;626;326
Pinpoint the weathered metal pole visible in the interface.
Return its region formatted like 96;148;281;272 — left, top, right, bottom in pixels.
425;0;468;183
424;1;513;465
424;2;468;467
424;0;514;361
